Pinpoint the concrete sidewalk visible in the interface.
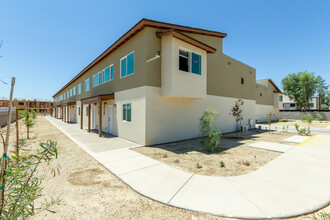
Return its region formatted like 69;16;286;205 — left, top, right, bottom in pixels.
46;116;330;219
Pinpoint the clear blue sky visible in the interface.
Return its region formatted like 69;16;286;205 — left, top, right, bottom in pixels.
1;0;329;99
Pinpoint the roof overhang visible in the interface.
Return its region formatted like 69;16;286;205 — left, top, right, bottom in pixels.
156;30;216;53
81;94;114;105
63;102;76;107
53;19;227;98
268;79;284;94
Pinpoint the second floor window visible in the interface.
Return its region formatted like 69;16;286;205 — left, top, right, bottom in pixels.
67;91;69;98
103;65;113;83
93;72;101;87
179;49;201;75
121;52;134;78
78;84;81;94
73;86;76;96
85;78;90;91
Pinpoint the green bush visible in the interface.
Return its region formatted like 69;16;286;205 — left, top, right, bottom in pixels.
295;123;311;136
278;118;284;122
199;108;222;152
320;104;329;110
315;113;323;121
301;113;313;124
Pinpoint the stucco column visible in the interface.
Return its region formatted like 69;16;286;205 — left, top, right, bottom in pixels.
80;103;83;129
99;101;102;137
88;104;91;132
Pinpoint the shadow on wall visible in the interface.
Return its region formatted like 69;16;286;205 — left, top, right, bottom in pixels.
0;110;21;128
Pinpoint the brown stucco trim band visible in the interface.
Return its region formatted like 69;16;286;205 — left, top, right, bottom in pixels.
156;30;216;53
53;18;227;98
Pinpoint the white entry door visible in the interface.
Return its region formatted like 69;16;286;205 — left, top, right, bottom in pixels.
108;105;113;134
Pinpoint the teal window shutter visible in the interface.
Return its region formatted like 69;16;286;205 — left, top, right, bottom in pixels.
127;52;134;75
121;58;127;77
191;52;201;75
123;104;127;121
127;103;131;122
110;65;114;80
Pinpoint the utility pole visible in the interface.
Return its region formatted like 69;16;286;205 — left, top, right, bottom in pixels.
0;77;15;214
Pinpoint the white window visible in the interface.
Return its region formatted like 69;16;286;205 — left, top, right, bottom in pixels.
85;78;90;91
78;84;81;94
102;65;113;83
73;86;76;96
120;52;134;78
93;72;101;87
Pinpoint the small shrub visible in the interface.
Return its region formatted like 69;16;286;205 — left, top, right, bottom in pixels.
301;113;313;124
196;163;202;169
242;160;250;166
278;118;284;122
295;123;311;136
162;154;168;158
220;161;225;168
315;113;323;121
312;211;330;220
282;125;288;133
199;108;222;152
174;159;180;163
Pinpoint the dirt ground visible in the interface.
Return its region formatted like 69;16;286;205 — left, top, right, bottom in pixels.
270;119;330;128
132;131;297;177
1;116;328;219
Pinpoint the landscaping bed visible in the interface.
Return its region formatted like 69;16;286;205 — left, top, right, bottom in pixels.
2;117;328;219
268;119;330;128
132;131;295;177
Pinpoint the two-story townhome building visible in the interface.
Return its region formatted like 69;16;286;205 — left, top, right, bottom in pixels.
52;19;282;145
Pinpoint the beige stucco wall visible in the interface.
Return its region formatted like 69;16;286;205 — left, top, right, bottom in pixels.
114;86;147;145
160;35;207;98
255;104;279;123
255;80;282;107
145;86;256;145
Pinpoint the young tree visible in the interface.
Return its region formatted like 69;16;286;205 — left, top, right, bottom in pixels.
199;108;222;152
281;71;327;110
230;99;244;131
266;112;275;132
19;109;37;139
0;139;60;219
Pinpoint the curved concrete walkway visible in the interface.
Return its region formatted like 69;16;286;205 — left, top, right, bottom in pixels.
46;117;330;219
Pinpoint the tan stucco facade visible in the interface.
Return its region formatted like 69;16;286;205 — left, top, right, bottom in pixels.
160;35;207;98
52;19;282;145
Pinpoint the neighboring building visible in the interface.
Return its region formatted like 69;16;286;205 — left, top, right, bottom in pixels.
0;99;53;114
281;96;320;110
52;19;282;145
255;79;283;122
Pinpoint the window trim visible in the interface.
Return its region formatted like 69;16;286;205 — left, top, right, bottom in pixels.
120;51;135;79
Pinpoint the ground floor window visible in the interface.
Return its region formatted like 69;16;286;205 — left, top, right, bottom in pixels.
86;106;89;116
123;103;131;122
78;107;80;116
